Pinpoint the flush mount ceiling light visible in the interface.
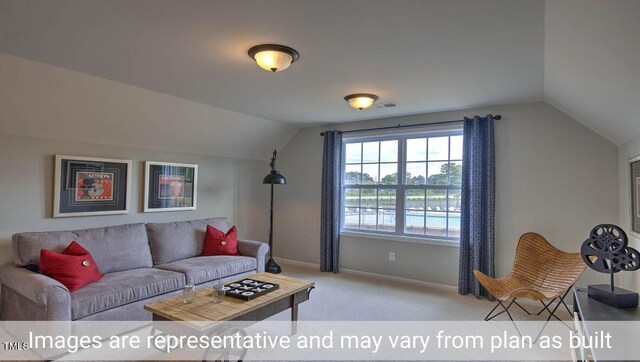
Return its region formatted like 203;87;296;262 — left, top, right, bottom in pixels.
344;93;379;110
247;44;300;72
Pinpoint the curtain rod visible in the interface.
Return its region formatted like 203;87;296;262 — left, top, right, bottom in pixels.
319;114;502;136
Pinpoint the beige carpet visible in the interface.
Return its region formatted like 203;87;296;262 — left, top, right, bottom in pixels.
271;262;571;322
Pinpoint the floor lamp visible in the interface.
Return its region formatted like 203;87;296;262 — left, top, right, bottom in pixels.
263;150;286;274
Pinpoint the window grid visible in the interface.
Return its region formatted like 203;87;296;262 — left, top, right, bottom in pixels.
342;131;462;241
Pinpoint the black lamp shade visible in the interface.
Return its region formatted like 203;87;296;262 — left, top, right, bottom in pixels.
263;171;286;185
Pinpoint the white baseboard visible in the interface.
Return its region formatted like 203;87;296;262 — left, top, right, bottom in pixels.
275;257;318;269
275;257;458;292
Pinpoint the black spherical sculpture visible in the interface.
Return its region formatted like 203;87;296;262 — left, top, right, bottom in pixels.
581;224;640;307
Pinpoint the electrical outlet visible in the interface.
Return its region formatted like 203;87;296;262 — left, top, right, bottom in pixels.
389;252;396;261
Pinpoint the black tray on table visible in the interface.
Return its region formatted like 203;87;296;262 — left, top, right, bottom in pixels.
222;278;279;301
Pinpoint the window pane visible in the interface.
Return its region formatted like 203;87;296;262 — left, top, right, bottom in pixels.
449;161;462;185
380;163;397;185
360;209;376;230
345;143;362;163
447;189;461;212
426;211;447;237
379;189;396;208
405;210;425;235
380;140;398;162
406;189;425;209
361;189;377;207
427;161;448;185
450;135;463;160
426;189;447;211
428;136;449;161
407;138;426;161
345;164;361;185
448;212;461;238
362;164;378;184
378;209;395;232
342;133;463;240
344;208;359;228
345;189;360;207
406;162;426;185
362;142;379;163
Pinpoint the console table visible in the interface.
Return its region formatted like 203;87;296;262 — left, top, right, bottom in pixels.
573;287;639;361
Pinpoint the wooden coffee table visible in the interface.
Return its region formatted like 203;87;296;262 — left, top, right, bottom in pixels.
145;273;314;360
144;273;314;330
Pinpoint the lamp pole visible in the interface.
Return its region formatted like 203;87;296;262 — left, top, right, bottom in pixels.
263;150;285;274
265;183;281;273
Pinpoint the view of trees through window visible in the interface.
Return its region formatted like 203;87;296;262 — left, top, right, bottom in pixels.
342;133;463;240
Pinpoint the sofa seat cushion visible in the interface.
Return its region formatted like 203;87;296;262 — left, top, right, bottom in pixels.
155;256;257;285
70;268;184;320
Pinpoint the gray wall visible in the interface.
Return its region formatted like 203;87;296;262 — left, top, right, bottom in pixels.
0;133;270;266
275;102;618;286
617;134;640;291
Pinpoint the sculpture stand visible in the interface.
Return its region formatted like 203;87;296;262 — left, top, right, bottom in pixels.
588;284;638;308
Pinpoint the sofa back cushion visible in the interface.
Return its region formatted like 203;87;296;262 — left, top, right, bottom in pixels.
12;223;153;274
146;218;230;265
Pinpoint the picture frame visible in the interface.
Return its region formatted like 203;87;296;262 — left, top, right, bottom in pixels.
630;155;640;238
144;161;198;212
53;155;132;217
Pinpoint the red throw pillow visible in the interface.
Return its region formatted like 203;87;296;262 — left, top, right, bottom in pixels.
40;241;103;292
202;225;239;256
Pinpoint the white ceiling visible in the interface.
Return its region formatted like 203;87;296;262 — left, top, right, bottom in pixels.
0;0;544;126
544;0;640;145
1;0;638;145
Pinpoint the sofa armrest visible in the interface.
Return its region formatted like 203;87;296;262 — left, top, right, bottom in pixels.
0;264;71;320
237;239;269;272
237;239;269;258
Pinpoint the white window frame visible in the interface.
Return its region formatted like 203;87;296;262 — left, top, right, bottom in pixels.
340;129;463;244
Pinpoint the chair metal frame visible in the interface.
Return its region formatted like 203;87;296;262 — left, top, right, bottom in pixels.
484;289;573;322
475;233;586;338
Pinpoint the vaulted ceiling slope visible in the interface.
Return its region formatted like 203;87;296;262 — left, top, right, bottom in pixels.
544;0;640;145
0;0;545;126
0;53;297;161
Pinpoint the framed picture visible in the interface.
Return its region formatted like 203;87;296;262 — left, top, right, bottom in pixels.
53;155;132;217
144;161;198;212
631;155;640;238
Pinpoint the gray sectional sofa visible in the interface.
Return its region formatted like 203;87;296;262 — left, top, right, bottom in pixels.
0;218;268;321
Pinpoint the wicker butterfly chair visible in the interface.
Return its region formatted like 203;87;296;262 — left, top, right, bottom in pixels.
474;232;586;324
